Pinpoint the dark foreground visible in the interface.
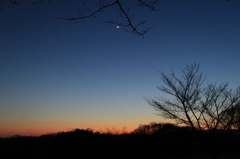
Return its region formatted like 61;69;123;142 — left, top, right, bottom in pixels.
1;128;240;159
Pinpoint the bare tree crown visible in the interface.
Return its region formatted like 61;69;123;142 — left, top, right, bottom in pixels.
146;62;240;136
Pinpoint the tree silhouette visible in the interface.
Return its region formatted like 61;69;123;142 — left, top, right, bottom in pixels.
146;62;240;136
220;102;240;136
132;122;181;135
146;62;240;158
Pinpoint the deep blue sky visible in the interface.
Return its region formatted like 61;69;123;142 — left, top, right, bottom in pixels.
1;0;240;137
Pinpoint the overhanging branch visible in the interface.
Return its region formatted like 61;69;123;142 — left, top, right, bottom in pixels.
58;0;159;37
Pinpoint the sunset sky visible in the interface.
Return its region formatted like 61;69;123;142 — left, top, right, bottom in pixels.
1;0;240;137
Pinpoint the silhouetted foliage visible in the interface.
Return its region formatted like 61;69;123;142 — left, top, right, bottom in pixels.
100;126;128;135
1;126;240;159
132;122;187;135
221;102;240;133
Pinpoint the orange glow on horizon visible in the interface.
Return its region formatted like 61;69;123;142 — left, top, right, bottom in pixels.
0;124;138;137
0;113;161;137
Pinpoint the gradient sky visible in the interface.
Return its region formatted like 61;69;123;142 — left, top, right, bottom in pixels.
1;0;240;137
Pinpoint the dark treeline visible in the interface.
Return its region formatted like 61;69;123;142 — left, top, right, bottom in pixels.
1;122;240;159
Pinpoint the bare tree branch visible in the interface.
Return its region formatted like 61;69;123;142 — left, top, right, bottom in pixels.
9;0;23;4
58;0;159;37
32;0;52;4
2;0;159;37
137;0;160;11
59;1;118;21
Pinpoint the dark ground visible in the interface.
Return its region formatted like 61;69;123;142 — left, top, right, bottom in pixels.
1;128;239;159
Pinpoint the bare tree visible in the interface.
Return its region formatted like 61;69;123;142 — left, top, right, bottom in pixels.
146;62;240;137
